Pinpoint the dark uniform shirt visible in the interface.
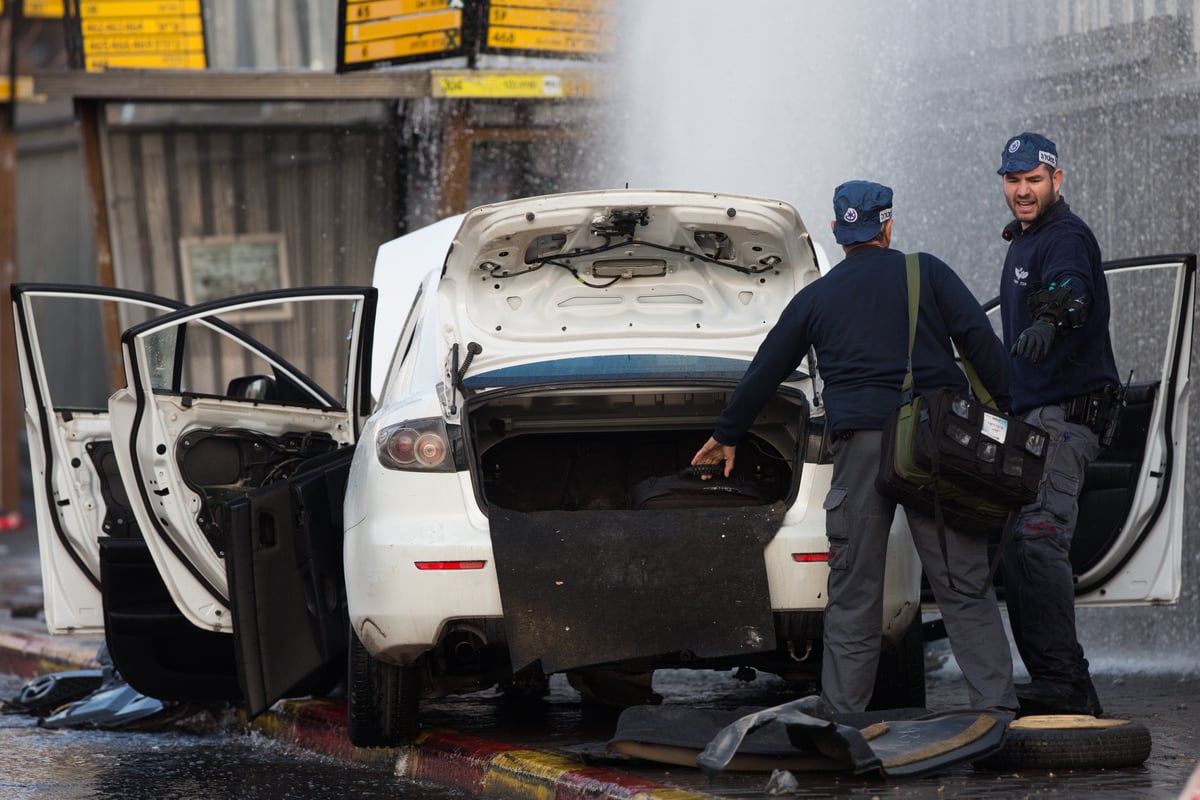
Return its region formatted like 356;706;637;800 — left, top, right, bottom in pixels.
999;198;1119;414
714;246;1010;443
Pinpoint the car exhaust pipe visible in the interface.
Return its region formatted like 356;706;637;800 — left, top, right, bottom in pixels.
442;624;487;672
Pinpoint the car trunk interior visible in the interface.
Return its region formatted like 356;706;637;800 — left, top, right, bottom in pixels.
466;386;808;512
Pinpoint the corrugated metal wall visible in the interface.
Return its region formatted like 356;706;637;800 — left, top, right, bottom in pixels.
92;101;405;392
101;108;403;300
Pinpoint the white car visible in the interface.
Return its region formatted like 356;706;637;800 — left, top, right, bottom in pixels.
13;191;1193;748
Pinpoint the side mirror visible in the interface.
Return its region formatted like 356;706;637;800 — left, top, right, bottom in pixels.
226;375;277;401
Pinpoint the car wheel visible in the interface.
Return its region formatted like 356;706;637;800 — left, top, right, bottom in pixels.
974;715;1151;771
867;617;926;710
347;629;421;747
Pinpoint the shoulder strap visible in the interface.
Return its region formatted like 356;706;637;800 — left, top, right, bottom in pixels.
902;253;919;401
904;252;996;410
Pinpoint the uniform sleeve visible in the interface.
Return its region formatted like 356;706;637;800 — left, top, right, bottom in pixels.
927;254;1012;411
1038;231;1095;301
713;291;814;444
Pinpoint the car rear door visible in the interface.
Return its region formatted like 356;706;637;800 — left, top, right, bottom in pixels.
111;287;376;713
988;254;1195;604
11;284;184;634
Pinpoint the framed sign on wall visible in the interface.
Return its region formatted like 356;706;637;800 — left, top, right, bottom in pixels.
180;233;291;321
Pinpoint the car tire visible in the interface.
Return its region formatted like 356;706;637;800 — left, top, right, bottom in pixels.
867;617;926;710
347;629;421;747
974;715;1152;771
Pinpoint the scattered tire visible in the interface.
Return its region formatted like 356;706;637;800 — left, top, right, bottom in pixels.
3;670;104;717
974;714;1151;771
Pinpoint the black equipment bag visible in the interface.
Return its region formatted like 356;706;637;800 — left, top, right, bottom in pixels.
878;386;1047;533
874;254;1049;535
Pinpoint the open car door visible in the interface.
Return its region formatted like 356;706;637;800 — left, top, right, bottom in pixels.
109;287;376;715
984;254;1194;605
11;284;185;634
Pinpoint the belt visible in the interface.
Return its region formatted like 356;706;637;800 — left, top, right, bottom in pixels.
1059;386;1116;433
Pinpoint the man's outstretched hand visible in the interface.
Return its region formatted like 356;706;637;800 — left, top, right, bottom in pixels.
691;436;736;479
1011;319;1056;362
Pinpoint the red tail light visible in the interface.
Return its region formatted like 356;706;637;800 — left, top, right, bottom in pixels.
792;553;828;563
377;418;457;472
415;560;487;570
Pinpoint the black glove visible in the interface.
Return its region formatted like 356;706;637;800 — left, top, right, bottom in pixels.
1011;319;1056;362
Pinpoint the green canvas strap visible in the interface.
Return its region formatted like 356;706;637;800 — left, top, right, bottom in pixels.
903;253;995;410
902;253;919;398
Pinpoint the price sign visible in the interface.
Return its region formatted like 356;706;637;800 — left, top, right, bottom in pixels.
339;0;465;71
75;0;207;71
432;69;598;97
482;0;613;59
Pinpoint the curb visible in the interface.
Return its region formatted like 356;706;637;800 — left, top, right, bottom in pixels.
251;701;715;800
0;623;718;800
0;625;103;678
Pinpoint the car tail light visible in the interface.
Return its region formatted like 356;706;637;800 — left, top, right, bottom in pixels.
377;418;458;472
415;560;487;570
792;553;829;563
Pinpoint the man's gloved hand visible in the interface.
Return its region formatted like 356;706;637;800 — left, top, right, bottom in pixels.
1011;319;1056;362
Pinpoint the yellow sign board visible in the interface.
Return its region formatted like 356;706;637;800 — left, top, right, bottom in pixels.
486;26;610;55
76;0;207;71
487;5;612;33
25;0;66;17
85;52;206;71
83;17;204;35
345;0;458;22
78;1;201;16
490;0;608;10
340;0;464;69
483;0;614;58
432;69;597;98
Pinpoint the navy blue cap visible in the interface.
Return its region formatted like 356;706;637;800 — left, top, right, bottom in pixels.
997;132;1058;175
832;181;893;245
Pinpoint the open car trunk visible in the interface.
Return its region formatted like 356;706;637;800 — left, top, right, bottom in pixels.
466;385;808;512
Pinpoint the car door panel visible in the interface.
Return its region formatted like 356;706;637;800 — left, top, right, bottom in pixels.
11;285;184;633
225;445;355;716
116;288;375;713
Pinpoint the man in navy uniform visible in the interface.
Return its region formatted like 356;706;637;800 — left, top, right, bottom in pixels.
996;132;1119;717
693;181;1017;715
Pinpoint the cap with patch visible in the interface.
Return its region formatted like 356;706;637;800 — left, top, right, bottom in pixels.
997;132;1058;175
832;180;893;245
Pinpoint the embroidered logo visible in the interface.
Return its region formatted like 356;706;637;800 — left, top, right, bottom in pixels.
1038;150;1057;168
1014;267;1029;284
879;208;892;223
1008;139;1021;153
843;208;858;223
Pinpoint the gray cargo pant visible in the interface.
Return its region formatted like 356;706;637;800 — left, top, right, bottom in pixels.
1002;404;1101;690
820;429;1018;714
